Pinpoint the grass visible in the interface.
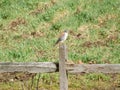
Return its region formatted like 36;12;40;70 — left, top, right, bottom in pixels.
0;73;119;90
0;0;120;89
0;0;120;63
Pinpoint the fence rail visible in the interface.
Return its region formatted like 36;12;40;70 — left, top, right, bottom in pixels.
0;62;57;73
0;62;120;74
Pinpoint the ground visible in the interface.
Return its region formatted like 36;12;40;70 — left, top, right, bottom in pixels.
0;0;120;89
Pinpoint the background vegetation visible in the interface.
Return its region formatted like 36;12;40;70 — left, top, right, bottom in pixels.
0;0;120;89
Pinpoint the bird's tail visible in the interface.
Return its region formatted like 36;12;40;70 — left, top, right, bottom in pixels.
54;39;60;46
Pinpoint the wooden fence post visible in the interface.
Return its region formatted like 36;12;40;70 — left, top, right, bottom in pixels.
59;44;68;90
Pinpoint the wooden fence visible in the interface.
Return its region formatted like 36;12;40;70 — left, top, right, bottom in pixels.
0;44;120;90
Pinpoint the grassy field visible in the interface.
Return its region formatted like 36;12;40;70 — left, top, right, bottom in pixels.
0;0;120;89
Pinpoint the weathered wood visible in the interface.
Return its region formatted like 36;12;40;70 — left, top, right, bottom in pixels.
0;62;120;74
0;62;57;73
67;64;120;74
59;44;68;90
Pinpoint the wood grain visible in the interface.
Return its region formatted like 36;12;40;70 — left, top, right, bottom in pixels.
59;44;68;90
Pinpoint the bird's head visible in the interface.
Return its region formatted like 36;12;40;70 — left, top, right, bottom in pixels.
64;30;68;33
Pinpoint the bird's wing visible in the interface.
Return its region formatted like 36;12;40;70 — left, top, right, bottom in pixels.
59;32;65;39
54;32;65;46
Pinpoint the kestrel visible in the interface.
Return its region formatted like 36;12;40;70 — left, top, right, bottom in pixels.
54;30;68;46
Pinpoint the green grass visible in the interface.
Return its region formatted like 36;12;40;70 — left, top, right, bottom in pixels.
0;0;120;89
0;73;119;90
0;0;120;63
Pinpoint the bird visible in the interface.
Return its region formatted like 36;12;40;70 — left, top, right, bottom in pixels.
54;30;68;46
